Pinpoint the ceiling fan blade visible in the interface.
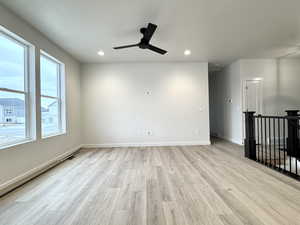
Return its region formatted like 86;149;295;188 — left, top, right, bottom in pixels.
147;44;167;55
113;44;139;49
143;23;157;42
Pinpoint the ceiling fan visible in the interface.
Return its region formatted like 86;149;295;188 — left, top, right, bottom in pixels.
113;23;167;55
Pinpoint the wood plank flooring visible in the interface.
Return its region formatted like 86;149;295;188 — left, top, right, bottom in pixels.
1;139;300;225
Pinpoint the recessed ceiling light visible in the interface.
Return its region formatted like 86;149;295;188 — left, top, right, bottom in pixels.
184;49;191;56
97;50;104;56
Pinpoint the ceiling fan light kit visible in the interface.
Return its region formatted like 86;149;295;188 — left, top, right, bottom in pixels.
113;23;167;55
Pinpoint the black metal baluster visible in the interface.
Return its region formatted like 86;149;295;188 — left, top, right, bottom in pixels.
283;118;286;171
278;118;281;170
261;117;264;163
296;135;298;176
288;117;292;173
295;117;300;175
273;118;276;167
257;117;260;162
268;118;272;166
297;118;299;176
296;155;298;176
264;118;267;165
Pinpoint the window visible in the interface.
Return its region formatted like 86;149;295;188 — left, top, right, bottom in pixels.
40;52;65;137
0;29;33;147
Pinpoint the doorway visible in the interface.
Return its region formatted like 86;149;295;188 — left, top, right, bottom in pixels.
243;79;262;113
242;79;263;141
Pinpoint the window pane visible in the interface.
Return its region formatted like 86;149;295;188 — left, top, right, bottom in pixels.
41;97;59;136
0;91;26;145
40;56;59;97
0;34;25;91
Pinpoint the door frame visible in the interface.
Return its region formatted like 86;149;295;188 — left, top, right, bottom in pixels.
241;78;263;142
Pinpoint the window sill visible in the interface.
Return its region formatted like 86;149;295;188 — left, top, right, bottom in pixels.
42;131;66;140
0;138;35;151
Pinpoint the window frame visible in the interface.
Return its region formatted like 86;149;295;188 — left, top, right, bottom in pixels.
40;51;66;138
0;28;35;149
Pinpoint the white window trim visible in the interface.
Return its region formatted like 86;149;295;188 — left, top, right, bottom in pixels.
40;51;66;139
0;26;36;150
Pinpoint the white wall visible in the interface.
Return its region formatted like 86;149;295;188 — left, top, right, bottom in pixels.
81;63;210;147
0;5;81;192
277;59;300;113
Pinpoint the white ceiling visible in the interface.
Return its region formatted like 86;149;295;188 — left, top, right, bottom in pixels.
1;0;300;65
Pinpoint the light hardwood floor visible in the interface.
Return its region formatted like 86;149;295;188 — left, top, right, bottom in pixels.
1;139;300;225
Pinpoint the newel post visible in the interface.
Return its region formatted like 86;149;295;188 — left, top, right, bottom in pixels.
286;110;299;158
244;111;256;160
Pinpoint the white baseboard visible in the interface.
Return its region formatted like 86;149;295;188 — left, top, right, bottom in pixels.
82;140;211;148
0;144;82;197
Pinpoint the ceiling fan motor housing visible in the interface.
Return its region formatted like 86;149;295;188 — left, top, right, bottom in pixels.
139;38;149;49
140;27;147;34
